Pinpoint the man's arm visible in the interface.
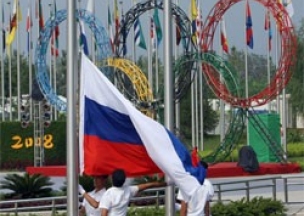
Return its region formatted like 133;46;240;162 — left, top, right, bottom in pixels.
180;200;187;216
204;201;210;216
78;185;99;208
101;208;108;216
83;193;99;208
79;206;86;216
137;181;167;192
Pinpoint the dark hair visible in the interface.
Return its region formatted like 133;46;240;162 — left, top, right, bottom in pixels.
112;169;126;187
200;160;209;169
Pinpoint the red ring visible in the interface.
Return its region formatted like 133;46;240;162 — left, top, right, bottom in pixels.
202;0;297;107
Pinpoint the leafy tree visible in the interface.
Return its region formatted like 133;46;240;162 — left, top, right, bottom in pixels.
0;173;54;199
287;19;304;124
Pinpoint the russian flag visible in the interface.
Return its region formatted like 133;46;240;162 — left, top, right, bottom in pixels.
79;53;206;205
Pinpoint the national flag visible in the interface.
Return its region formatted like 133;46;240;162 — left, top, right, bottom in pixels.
134;18;146;50
114;0;119;35
2;3;5;52
191;0;198;41
26;0;33;54
175;15;181;46
108;6;114;52
50;0;59;57
79;53;207;207
150;16;156;52
264;10;272;51
79;21;89;56
246;0;254;49
196;3;203;48
38;0;44;31
220;17;229;54
153;8;162;46
6;0;22;47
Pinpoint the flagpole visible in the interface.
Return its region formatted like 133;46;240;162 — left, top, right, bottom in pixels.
16;0;20;120
219;19;225;143
7;2;12;121
175;0;180;138
52;1;58;120
245;1;249;145
48;3;53;121
132;0;136;62
0;0;4;121
164;0;175;215
66;0;78;215
148;11;153;88
266;10;271;113
28;0;33;121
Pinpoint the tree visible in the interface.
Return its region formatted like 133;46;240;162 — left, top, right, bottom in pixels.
287;19;304;124
0;173;54;199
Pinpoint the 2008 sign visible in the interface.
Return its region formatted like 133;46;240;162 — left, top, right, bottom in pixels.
11;134;54;150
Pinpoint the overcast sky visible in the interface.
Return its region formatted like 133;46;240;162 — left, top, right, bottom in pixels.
7;0;304;59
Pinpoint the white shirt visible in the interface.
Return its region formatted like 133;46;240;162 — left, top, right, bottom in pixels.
177;179;214;216
99;185;139;216
82;188;106;216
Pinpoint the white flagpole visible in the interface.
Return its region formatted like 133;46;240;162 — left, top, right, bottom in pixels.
66;0;78;215
0;0;4;121
7;2;12;121
48;3;53;121
148;11;153;88
245;1;249;145
164;0;175;214
175;0;180;138
16;0;21;121
52;1;57;120
219;19;225;143
266;10;271;113
28;0;33;121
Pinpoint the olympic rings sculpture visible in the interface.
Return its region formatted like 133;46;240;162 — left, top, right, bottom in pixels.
35;9;112;111
202;0;297;107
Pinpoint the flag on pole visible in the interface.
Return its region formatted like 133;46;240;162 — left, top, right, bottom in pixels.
114;0;119;35
38;0;44;31
191;0;198;41
51;0;59;56
107;5;114;52
26;1;32;54
2;3;5;52
196;3;203;48
220;17;229;54
246;0;254;49
175;15;181;46
150;16;156;53
6;0;22;47
134;18;146;50
153;8;162;46
79;21;89;56
79;53;207;207
264;10;272;51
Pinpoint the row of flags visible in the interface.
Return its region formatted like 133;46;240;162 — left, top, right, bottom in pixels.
2;0;295;57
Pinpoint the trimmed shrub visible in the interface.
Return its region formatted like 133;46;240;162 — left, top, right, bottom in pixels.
211;197;287;216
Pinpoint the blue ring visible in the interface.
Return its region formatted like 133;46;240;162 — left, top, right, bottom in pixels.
35;9;112;111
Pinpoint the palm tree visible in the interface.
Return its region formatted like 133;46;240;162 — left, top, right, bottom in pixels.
0;173;54;199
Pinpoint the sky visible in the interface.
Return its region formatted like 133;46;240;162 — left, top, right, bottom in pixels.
4;0;304;60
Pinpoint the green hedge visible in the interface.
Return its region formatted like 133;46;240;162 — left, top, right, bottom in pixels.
211;197;287;216
0;121;66;170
